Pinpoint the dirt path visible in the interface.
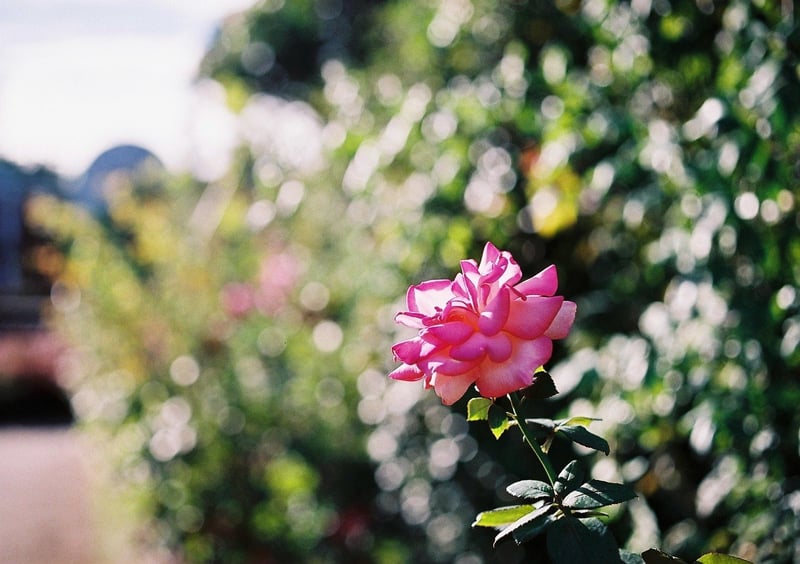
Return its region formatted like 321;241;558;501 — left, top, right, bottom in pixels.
0;429;98;563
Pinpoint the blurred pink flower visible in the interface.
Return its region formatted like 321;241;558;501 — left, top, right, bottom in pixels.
220;251;301;319
390;243;576;405
221;282;256;319
254;252;300;315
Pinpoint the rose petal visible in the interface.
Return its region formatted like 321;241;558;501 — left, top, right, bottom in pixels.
392;337;437;363
440;303;477;325
478;255;505;286
479;244;522;287
456;264;481;308
407;279;454;315
389;363;424;382
423;354;481;375
395;311;427;328
460;258;481;278
478;242;501;271
544;300;577;339
485;332;512;363
477;282;493;309
478;286;510;336
495;260;522;288
450;273;470;302
431;370;478;405
447;330;512;363
426;321;474;344
514;265;558;297
474;337;553;398
503;296;563;339
449;333;489;361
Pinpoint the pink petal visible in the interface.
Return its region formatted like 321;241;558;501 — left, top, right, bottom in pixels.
450;333;489;361
496;260;522;287
395;311;427;328
504;296;563;339
478;242;501;270
456;264;481;307
514;265;559;297
407;279;454;315
478;282;493;309
447;330;512;363
474;337;553;398
431;370;478;405
392;337;438;363
478;260;505;286
485;332;513;363
478;286;510;336
544;300;577;339
479;265;504;285
460;258;481;278
389;363;424;381
450;273;470;301
477;244;522;286
426;321;475;344
423;354;481;375
480;248;522;286
440;302;477;323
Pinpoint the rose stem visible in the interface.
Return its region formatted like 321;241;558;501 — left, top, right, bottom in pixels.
508;393;557;486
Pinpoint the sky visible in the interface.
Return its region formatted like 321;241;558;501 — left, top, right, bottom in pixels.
0;0;255;179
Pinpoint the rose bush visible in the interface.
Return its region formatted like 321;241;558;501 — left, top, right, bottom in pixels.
390;243;576;405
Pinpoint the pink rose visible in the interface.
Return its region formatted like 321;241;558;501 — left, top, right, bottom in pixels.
389;243;576;405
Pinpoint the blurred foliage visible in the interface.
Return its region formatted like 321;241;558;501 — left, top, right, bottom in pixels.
33;0;800;562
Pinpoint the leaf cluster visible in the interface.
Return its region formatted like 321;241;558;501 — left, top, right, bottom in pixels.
526;416;610;455
473;460;636;563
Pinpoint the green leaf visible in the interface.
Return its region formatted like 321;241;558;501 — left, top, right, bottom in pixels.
526;418;557;431
506;479;554;501
641;549;688;563
546;516;620;564
570;509;609;519
472;504;537;528
511;505;558;544
696;554;753;564
557;425;611;455
488;403;511;439
492;503;554;546
525;417;610;454
560;416;602;428
524;418;557;441
522;370;558;400
562;480;637;509
554;460;584;496
466;397;492;421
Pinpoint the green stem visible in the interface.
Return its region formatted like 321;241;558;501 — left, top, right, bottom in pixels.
508;393;557;486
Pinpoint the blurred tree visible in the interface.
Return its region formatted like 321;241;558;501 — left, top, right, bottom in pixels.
199;0;800;561
199;0;387;103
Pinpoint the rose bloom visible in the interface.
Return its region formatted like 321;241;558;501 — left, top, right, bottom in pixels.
390;243;576;405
